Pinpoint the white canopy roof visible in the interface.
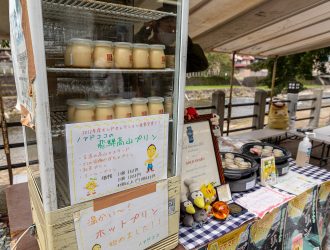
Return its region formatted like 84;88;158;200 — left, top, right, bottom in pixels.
189;0;330;56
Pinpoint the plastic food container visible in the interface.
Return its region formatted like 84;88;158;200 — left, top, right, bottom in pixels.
73;101;95;123
95;100;115;121
148;96;164;115
149;44;166;69
93;40;114;68
131;98;148;117
132;44;149;69
115;99;133;118
114;42;133;68
65;38;93;68
164;96;173;117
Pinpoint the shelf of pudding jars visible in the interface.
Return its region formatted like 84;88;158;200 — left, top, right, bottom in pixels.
51;96;173;137
47;40;176;76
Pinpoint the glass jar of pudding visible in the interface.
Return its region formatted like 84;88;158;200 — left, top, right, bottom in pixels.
93;40;114;68
148;96;164;115
164;96;173;117
95;100;115;121
114;42;133;68
132;44;149;69
115;99;132;118
67;99;84;122
66;38;93;68
132;98;148;117
64;40;73;67
73;101;95;123
149;44;166;69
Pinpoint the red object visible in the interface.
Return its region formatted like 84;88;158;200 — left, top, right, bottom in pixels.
212;201;229;220
185;107;199;120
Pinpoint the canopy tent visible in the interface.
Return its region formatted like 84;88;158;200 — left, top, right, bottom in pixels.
189;0;330;56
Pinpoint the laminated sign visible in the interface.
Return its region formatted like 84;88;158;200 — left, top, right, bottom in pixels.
66;115;169;204
74;181;168;250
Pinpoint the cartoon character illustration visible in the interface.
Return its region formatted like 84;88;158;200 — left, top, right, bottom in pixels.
144;144;158;173
85;178;97;196
92;244;101;250
186;126;194;143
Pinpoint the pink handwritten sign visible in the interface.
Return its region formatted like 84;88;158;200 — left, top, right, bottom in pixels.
74;181;168;250
66;115;169;205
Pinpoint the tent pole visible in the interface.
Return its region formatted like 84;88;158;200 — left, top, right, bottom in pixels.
226;51;236;136
270;56;278;105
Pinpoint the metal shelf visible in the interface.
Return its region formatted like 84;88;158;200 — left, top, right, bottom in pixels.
47;67;175;74
42;0;176;24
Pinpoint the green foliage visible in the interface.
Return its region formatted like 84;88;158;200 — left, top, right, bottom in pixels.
249;47;330;94
206;52;232;77
0;40;10;48
186;76;230;86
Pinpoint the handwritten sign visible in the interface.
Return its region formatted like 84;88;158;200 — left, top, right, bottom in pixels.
74;181;168;250
66;115;168;204
181;121;221;196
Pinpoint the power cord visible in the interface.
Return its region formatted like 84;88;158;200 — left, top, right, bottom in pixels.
11;224;36;250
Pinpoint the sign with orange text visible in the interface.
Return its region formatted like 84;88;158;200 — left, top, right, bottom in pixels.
74;181;168;250
66;115;169;205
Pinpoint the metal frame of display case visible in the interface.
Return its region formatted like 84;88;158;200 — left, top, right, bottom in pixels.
23;0;189;213
16;0;189;249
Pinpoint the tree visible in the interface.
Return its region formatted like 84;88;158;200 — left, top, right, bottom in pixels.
249;47;330;94
206;52;232;77
0;40;10;48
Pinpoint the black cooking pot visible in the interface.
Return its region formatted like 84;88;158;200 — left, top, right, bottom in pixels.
240;142;291;165
221;152;259;180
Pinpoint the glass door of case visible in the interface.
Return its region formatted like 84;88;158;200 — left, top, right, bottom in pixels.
37;0;184;208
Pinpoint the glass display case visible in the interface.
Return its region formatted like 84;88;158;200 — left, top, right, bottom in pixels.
11;0;189;249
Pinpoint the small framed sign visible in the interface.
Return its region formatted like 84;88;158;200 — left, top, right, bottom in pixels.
216;184;232;202
181;114;225;196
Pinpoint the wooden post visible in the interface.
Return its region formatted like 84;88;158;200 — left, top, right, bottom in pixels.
287;93;298;130
309;88;323;128
226;51;236;135
212;90;225;135
252;89;267;130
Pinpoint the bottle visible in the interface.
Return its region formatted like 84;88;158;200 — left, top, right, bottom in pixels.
296;132;314;167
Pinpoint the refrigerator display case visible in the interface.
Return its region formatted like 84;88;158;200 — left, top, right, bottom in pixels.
12;0;189;249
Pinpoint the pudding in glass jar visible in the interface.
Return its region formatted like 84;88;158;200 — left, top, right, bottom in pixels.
93;40;114;68
66;99;84;122
148;96;164;115
73;101;95;123
114;42;133;68
131;98;148;117
133;44;149;69
149;44;166;69
115;99;132;118
95;100;115;121
66;38;93;68
164;96;173;117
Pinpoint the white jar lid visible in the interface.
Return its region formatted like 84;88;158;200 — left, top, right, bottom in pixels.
94;40;114;47
133;43;150;49
74;101;95;109
69;38;93;46
115;99;133;106
66;99;85;106
148;96;164;103
150;44;166;50
114;42;133;48
95;100;114;108
164;96;172;102
131;97;148;104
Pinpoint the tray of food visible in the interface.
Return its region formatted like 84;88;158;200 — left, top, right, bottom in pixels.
240;142;291;164
220;152;259;180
